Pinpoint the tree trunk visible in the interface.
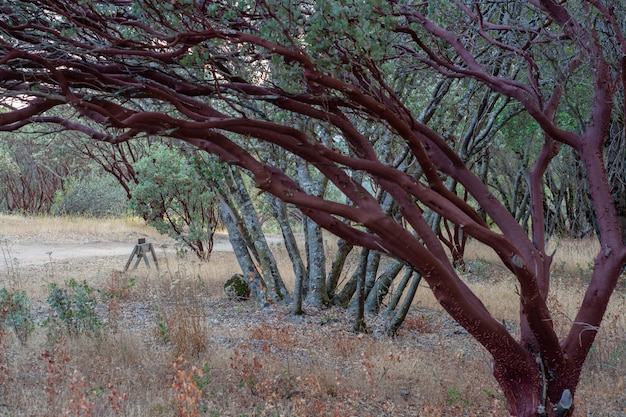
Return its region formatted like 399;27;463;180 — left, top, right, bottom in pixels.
297;162;329;307
386;270;421;336
490;357;573;417
365;259;405;315
267;193;307;315
352;254;367;333
218;198;269;307
303;215;329;306
332;247;369;308
349;250;380;311
385;267;414;315
224;166;289;302
325;238;353;298
362;250;381;301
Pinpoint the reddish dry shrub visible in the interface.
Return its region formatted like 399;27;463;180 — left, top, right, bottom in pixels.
42;345;71;416
402;315;436;333
172;355;204;417
64;370;94;417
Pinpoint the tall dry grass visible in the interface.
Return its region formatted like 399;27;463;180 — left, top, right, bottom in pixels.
0;213;159;241
0;215;623;416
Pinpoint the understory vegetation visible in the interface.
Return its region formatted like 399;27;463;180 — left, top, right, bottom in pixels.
0;216;624;416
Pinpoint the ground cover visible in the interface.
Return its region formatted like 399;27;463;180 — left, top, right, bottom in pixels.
0;215;624;416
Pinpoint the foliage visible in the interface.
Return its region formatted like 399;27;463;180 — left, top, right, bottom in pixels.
51;173;127;217
0;288;34;344
129;145;219;260
0;130;70;214
172;355;212;417
1;0;626;414
0;124;136;217
45;279;105;338
152;303;170;345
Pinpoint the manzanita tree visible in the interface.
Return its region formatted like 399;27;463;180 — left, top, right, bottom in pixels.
1;1;625;415
129;143;219;260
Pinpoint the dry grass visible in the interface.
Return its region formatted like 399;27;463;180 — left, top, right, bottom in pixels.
0;213;159;241
0;215;624;416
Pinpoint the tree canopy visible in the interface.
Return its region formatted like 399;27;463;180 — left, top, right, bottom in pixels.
1;1;626;415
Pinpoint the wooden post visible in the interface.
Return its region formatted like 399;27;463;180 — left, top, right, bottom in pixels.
124;238;159;272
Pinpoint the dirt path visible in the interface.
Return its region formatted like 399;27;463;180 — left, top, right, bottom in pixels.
1;236;235;268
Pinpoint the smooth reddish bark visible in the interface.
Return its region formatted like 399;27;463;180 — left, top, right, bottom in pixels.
1;1;625;415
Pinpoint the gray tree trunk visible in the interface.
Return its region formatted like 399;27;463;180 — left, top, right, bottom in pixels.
300;217;311;297
365;259;405;315
349;250;380;310
325;238;353;298
386;270;422;336
303;216;329;306
267;193;307;315
385;267;414;314
353;258;367;333
362;250;381;300
218;198;269;307
223;166;289;302
332;247;369;307
297;162;329;307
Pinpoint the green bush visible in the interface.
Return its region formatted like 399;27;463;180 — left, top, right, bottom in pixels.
51;173;127;217
0;289;34;344
129;145;219;259
45;279;105;338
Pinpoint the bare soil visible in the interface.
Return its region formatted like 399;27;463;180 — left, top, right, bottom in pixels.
1;233;234;267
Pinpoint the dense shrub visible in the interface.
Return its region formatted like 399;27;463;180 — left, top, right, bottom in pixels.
45;279;106;338
0;288;34;344
51;174;127;217
129;145;219;260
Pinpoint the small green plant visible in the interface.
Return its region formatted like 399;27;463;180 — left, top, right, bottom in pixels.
193;362;213;413
0;288;34;344
152;303;170;344
176;246;189;258
101;275;136;300
45;279;105;338
193;362;212;395
576;261;594;282
482;387;494;398
468;259;487;276
447;386;463;405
